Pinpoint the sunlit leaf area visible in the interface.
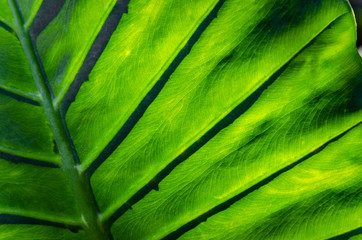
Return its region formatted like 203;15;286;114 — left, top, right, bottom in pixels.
0;0;361;239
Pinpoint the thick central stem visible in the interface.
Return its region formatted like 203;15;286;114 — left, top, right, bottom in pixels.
7;1;110;239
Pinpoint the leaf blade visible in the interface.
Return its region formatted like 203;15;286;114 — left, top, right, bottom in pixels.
0;94;59;163
178;126;362;240
0;158;81;225
0;27;39;101
90;0;357;219
0;225;86;240
66;0;222;168
106;8;362;238
36;0;118;102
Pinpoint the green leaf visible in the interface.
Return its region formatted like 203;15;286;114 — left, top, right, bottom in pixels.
0;0;14;28
0;0;361;239
66;0;221;168
0;95;60;163
36;0;118;103
0;158;80;224
0;27;38;99
178;126;362;240
0;27;57;162
0;225;86;240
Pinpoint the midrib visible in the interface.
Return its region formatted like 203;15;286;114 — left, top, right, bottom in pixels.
7;0;110;239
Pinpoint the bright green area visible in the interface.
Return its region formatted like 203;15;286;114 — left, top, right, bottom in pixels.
0;0;361;239
179;126;362;240
91;0;360;219
0;225;86;240
0;27;39;100
17;0;43;27
0;158;80;224
36;0;118;103
67;0;219;167
350;234;362;240
0;0;14;28
109;10;362;238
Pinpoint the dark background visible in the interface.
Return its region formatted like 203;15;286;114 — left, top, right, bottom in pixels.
350;0;362;50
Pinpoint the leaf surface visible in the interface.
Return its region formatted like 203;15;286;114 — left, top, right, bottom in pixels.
0;27;57;162
66;0;220;166
0;225;86;240
17;0;42;27
0;0;361;239
0;0;14;28
36;0;118;103
108;11;362;238
179;126;362;240
0;158;80;224
0;27;38;100
91;0;361;218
